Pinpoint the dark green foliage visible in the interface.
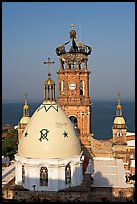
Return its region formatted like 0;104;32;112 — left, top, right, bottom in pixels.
2;128;18;160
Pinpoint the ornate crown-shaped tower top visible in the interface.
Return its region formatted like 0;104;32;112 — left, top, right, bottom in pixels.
56;24;92;71
56;24;92;147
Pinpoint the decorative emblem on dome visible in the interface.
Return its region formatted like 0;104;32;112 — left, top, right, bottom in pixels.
24;131;28;137
63;131;68;138
39;129;49;142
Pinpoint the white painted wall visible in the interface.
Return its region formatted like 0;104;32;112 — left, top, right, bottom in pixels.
15;153;83;191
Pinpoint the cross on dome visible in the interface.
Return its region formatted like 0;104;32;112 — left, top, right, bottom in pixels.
44;57;55;78
116;92;122;116
117;92;120;100
24;92;28;101
23;92;29;116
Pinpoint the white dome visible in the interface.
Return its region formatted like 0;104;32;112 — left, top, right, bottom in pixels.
17;100;81;159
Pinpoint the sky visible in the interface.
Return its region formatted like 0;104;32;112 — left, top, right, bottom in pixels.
2;2;135;102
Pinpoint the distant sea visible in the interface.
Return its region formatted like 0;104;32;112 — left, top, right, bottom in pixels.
2;100;135;140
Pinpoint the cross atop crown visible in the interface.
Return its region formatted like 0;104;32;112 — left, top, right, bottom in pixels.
71;23;75;30
117;92;120;100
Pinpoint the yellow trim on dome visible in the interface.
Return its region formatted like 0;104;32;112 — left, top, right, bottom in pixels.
45;78;55;85
20;116;30;124
113;116;125;125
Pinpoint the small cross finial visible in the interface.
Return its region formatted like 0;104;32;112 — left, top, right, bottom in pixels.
117;92;120;100
44;57;55;77
24;92;28;100
71;23;75;30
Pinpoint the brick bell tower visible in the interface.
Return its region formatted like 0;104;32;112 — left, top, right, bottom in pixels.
56;24;92;147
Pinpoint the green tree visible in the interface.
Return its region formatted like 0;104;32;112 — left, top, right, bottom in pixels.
2;128;18;160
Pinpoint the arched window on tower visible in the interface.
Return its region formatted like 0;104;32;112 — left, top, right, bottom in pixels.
40;167;48;186
65;163;71;184
69;116;77;127
61;80;65;94
79;62;84;70
22;165;25;184
24;109;27;116
69;116;80;136
80;80;84;96
117;132;122;137
128;162;130;170
47;86;50;99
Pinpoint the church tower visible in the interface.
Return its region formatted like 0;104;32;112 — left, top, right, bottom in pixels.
56;24;92;147
112;94;127;162
17;94;30;143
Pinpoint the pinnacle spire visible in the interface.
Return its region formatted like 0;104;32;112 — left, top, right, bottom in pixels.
116;92;122;116
43;58;55;102
23;93;29;116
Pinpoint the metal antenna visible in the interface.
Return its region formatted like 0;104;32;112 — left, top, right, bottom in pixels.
79;24;81;41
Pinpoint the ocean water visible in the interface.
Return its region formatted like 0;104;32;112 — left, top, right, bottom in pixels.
2;100;135;140
91;101;135;140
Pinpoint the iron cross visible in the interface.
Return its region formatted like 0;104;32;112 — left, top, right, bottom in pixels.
71;23;75;30
117;92;120;100
24;92;28;100
44;57;55;75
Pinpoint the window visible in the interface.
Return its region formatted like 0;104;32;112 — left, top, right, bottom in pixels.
61;81;65;94
65;164;71;184
40;167;48;186
117;132;121;137
128;162;130;170
80;80;84;96
69;116;78;128
22;165;25;184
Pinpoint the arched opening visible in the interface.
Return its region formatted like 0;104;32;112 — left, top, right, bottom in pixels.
22;165;25;184
69;116;80;136
80;80;84;96
40;167;48;186
65;163;71;184
61;80;65;94
69;116;78;127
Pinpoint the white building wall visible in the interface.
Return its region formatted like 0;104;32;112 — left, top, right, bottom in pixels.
15;161;22;186
27;166;38;190
24;164;29;189
77;162;83;185
71;160;83;186
58;165;65;190
15;154;83;191
51;166;59;191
